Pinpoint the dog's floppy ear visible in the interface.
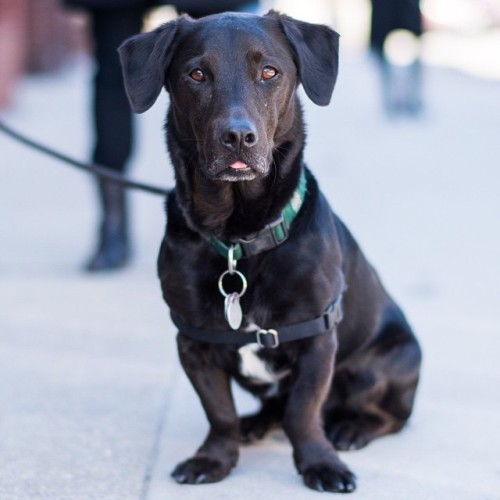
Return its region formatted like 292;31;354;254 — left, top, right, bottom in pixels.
118;20;180;113
273;12;339;106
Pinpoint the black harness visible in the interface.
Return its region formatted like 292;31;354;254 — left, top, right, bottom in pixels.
172;295;343;349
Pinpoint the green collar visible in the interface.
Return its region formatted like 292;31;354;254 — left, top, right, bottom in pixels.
208;169;307;260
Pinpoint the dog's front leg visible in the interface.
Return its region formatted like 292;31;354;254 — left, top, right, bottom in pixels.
284;333;356;493
172;336;240;485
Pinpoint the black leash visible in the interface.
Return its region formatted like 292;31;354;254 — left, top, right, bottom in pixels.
0;120;171;197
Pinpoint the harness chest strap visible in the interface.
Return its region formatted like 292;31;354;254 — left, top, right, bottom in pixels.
172;295;343;349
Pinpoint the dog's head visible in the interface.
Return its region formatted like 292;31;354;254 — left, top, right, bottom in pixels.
119;11;339;182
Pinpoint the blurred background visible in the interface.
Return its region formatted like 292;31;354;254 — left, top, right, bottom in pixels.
1;0;499;109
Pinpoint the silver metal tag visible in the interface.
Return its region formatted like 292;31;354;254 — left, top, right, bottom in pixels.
224;292;243;330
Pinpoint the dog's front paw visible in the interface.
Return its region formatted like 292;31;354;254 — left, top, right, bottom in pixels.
302;463;356;493
172;457;231;484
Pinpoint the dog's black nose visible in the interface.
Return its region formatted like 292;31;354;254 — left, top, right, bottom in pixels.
221;120;258;151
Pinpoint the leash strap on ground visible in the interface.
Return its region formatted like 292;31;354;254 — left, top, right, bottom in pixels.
0;120;171;197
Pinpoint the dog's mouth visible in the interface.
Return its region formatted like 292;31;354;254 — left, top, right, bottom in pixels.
211;159;265;182
217;168;256;182
205;150;271;182
219;160;254;181
229;160;250;171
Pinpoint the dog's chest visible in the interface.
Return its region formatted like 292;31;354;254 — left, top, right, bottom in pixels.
237;344;290;397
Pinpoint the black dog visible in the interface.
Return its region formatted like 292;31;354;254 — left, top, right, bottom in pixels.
119;11;421;493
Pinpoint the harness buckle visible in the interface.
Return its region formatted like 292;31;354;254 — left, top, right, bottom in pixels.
256;328;279;349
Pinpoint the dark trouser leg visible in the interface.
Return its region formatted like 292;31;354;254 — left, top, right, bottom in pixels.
86;178;129;271
85;7;144;271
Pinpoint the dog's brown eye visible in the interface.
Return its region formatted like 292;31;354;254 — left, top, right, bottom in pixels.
261;66;277;80
190;69;205;82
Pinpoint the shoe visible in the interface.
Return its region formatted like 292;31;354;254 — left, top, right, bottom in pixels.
85;179;130;272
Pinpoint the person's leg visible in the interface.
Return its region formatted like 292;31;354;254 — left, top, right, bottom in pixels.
370;0;423;116
86;7;145;271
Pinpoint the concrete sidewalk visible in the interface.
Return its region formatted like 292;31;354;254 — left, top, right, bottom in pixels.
1;51;499;499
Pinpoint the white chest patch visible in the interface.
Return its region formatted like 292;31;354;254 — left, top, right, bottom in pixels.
238;343;277;385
